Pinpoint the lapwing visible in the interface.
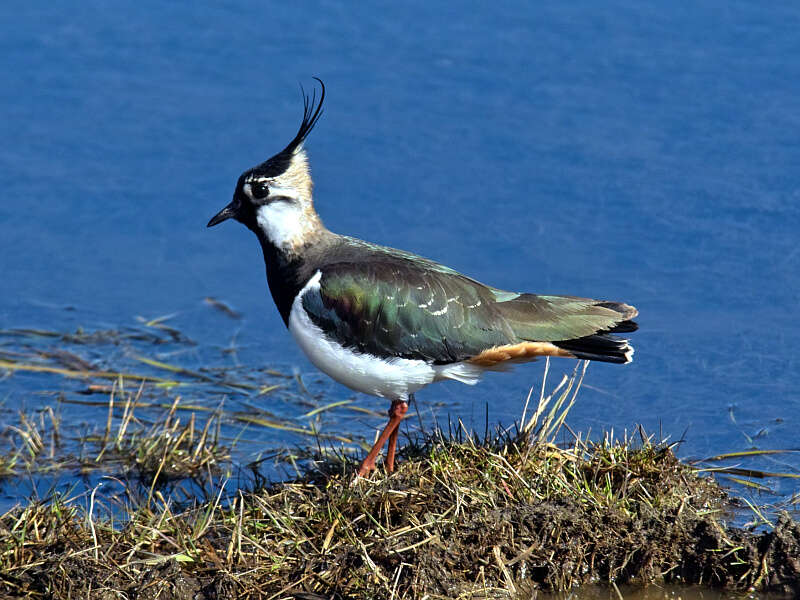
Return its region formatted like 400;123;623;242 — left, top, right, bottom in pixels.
207;80;638;477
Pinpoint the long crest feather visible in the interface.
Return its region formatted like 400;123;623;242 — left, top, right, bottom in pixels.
283;77;325;155
248;78;326;179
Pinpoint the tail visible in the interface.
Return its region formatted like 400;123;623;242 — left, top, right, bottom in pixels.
552;302;638;364
487;295;639;366
466;295;639;367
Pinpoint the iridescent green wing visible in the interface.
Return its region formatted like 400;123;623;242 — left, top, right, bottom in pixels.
302;245;636;364
302;262;513;363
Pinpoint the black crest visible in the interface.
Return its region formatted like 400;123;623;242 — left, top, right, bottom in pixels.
284;77;326;155
250;78;326;180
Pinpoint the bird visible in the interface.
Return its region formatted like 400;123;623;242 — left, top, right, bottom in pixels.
207;79;638;477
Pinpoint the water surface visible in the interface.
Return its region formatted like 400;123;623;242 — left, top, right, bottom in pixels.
1;2;799;511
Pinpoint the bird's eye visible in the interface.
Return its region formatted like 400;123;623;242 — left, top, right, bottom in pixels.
251;180;270;200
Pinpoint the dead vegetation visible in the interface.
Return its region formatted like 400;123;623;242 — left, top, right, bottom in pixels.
1;361;799;599
0;383;230;487
2;427;799;599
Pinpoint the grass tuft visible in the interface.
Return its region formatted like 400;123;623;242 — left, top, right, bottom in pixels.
0;382;230;490
1;362;799;598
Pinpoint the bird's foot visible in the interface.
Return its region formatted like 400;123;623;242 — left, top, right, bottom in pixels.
356;458;377;478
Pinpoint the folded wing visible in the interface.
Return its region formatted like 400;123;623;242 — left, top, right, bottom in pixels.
301;256;637;366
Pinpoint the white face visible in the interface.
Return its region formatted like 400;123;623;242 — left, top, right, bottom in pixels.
243;151;318;251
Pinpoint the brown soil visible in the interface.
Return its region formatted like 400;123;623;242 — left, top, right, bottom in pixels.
2;442;799;599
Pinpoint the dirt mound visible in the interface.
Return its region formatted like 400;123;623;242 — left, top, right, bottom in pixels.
2;438;799;599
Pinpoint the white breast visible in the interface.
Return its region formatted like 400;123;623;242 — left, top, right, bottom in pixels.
288;271;485;400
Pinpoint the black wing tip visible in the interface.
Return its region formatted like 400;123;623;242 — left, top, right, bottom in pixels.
608;319;638;334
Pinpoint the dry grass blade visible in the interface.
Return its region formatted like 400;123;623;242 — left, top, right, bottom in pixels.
303;399;354;418
701;449;800;462
3;405;798;599
132;355;215;382
204;296;242;319
520;358;586;445
0;359;182;385
698;466;800;479
2;330;800;598
695;446;800;488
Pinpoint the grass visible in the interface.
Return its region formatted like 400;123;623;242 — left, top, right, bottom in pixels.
0;382;230;489
1;361;799;599
1;324;800;598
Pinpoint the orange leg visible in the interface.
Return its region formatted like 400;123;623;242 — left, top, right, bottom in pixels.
357;399;409;477
385;401;409;473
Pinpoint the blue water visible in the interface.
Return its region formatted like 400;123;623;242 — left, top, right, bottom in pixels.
2;2;799;509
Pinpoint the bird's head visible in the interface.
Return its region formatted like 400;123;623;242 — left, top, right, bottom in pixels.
208;79;326;253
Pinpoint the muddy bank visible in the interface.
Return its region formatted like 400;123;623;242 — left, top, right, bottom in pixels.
2;435;799;599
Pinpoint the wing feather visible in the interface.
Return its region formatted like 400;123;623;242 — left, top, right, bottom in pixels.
300;247;636;365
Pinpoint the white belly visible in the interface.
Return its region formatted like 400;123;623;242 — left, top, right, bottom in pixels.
287;271;485;400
